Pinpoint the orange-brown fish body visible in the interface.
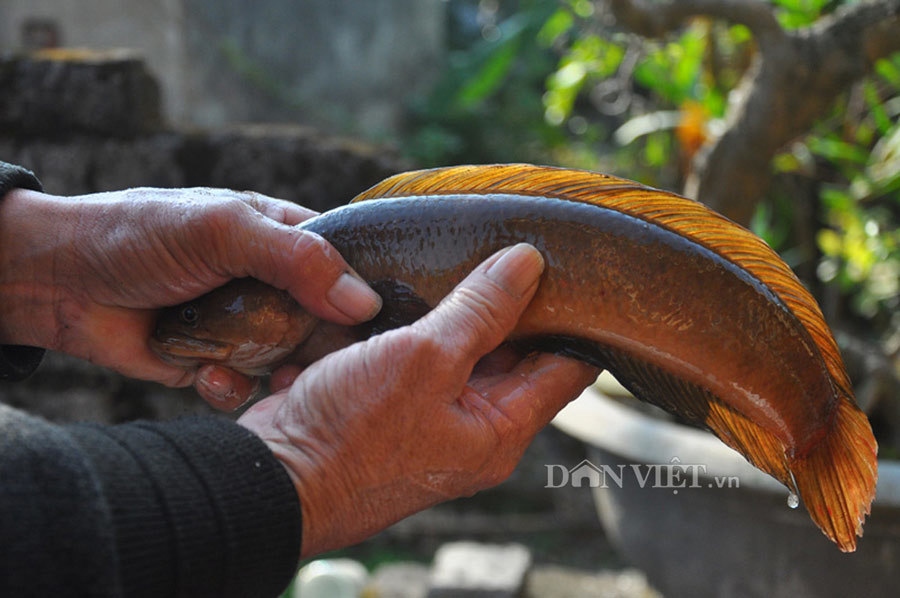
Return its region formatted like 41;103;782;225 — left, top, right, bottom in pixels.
306;193;830;455
152;164;877;552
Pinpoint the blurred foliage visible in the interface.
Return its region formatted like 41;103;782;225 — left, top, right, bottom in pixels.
405;0;899;344
403;0;567;166
790;55;900;330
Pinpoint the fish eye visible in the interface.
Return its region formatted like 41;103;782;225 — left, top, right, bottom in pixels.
180;305;200;326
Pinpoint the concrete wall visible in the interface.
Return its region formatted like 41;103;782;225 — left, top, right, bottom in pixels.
181;0;445;135
0;0;445;136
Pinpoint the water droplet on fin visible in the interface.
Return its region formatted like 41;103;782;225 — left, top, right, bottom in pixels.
787;492;800;509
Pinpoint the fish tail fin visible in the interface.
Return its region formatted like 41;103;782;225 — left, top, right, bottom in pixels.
789;397;878;552
602;349;877;552
705;396;877;552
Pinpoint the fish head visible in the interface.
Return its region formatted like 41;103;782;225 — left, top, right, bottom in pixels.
151;278;318;375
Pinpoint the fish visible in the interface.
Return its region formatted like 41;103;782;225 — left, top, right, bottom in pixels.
151;163;877;552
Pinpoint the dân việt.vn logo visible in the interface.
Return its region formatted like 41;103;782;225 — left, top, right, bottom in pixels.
545;457;740;494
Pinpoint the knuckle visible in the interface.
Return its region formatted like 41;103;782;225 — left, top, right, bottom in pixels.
176;197;242;241
390;328;445;367
277;230;347;290
289;230;333;262
210;195;258;228
179;193;275;268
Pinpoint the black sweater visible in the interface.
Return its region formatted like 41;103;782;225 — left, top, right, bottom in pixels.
0;162;302;597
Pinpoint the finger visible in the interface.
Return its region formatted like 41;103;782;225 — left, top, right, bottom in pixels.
269;364;305;393
166;189;381;324
475;353;600;437
63;305;258;410
414;243;545;372
226;213;382;325
64;305;193;385
472;343;528;377
239;191;319;227
195;365;261;411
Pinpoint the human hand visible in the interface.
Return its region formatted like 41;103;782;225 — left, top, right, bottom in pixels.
238;244;600;557
0;187;381;408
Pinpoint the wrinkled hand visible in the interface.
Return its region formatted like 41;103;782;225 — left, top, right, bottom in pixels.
0;187;380;407
238;244;600;557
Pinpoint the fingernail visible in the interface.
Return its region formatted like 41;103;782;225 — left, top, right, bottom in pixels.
198;368;260;411
197;367;234;403
484;243;545;299
327;272;382;322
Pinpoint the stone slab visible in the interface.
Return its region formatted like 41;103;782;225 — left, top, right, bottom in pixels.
427;542;532;598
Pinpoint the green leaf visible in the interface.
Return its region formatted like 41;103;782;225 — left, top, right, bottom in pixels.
817;228;843;256
643;131;672;167
863;80;894;135
455;37;522;108
568;0;595;19
807;136;870;166
538;8;574;46
772;0;830;28
875;54;900;87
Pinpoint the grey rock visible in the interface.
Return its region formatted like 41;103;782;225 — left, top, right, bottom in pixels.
366;562;430;598
196;124;404;212
0;49;162;137
524;565;663;598
428;542;532;598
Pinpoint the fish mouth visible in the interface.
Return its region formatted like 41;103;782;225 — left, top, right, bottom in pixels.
149;335;234;367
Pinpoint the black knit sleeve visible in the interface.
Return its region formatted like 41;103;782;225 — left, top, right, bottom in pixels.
0;161;42;195
0;345;45;381
0;404;303;598
0;160;46;380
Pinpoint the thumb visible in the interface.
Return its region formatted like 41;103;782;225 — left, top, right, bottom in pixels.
414;243;545;368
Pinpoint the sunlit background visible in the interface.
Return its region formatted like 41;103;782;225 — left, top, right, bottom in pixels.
2;1;898;596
